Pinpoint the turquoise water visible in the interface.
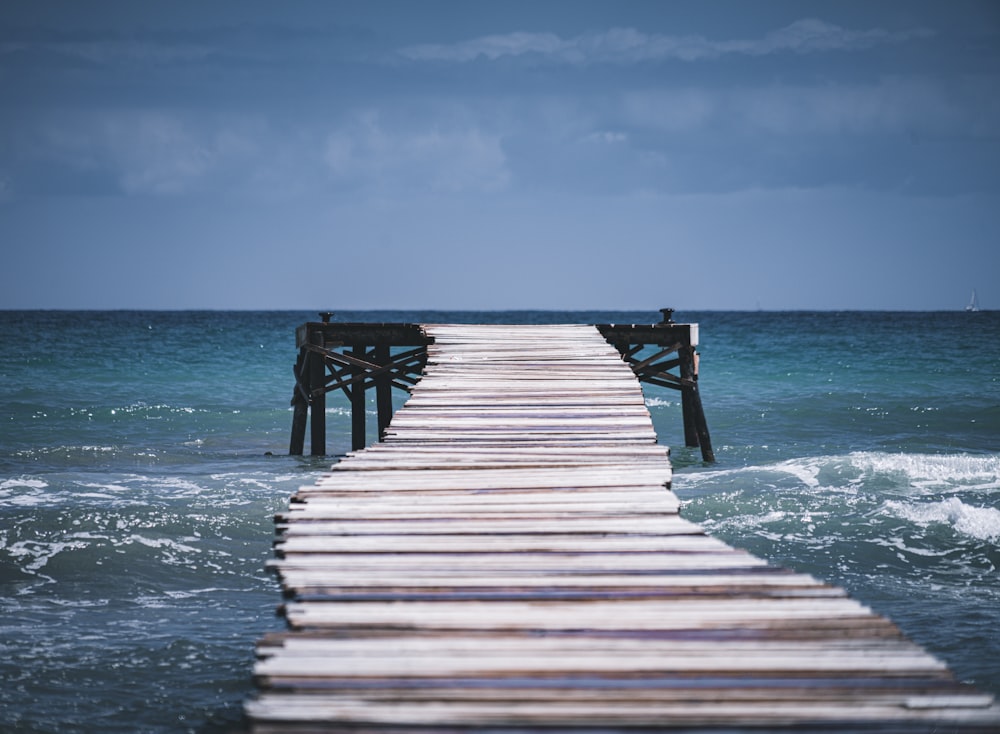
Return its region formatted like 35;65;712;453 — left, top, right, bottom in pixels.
1;310;998;732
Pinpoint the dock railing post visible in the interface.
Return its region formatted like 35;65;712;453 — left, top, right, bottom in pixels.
679;352;700;449
308;331;327;456
350;345;367;452
678;343;714;462
289;349;308;455
375;344;392;441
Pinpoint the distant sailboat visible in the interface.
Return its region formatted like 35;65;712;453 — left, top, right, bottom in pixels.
966;288;980;312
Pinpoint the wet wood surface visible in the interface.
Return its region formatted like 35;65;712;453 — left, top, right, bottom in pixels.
247;324;1000;732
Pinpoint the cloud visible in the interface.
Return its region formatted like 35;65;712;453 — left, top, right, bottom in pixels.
324;112;510;193
731;18;934;56
105;115;215;194
617;75;999;139
15;112;287;197
8;106;512;201
0;30;214;65
581;131;628;144
398;19;934;64
399;31;565;63
621;89;716;133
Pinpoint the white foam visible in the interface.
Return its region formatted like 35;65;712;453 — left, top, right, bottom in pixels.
676;452;1000;496
5;540;89;572
1;477;49;490
163;587;229;599
870;534;955;558
127;535;201;553
850;452;1000;493
709;509;788;534
77;481;132;493
773;458;824;488
149;477;207;493
0;478;57;507
884;497;1000;543
644;396;674;408
117;403;204;415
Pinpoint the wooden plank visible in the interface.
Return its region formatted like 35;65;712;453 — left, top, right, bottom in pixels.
246;697;1000;730
276;515;701;534
287;488;678;508
256;651;947;677
273;572;837;591
281;597;880;629
276;534;729;554
268;549;773;572
296;468;672;493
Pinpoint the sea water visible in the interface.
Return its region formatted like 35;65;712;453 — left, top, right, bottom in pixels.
1;309;998;732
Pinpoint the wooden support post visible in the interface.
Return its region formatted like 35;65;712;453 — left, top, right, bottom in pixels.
679;345;714;462
308;348;326;456
289;349;308;455
678;345;700;449
350;345;367;452
375;344;392;441
681;395;700;448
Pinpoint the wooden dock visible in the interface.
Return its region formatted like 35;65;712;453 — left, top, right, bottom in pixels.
247;324;1000;732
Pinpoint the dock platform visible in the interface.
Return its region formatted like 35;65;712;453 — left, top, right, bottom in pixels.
247;324;1000;732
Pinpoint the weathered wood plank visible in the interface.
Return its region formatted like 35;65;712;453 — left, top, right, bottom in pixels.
276;516;702;536
268;549;773;572
276;534;727;554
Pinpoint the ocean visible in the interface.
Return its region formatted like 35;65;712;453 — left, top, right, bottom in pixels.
1;309;998;732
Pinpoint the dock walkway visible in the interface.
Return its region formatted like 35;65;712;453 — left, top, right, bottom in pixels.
247;324;1000;732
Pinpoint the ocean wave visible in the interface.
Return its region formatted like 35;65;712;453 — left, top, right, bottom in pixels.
127;534;200;553
644;396;675;408
0;477;49;491
112;403;206;416
677;451;1000;496
13;445;119;458
883;497;1000;543
0;476;57;507
163;587;232;599
849;452;1000;493
146;477;207;493
5;539;89;573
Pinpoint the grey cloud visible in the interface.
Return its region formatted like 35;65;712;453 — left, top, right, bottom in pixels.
397;19;934;64
618;76;995;139
324;112;510;194
0;23;366;68
399;31;565;63
736;18;934;56
8;111;303;198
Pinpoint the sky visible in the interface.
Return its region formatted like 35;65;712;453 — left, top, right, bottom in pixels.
1;0;998;311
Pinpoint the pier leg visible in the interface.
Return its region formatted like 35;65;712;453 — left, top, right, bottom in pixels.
289;350;308;455
375;344;392;441
679;346;700;448
351;345;367;451
686;383;714;462
680;346;714;462
309;350;326;456
681;391;700;448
